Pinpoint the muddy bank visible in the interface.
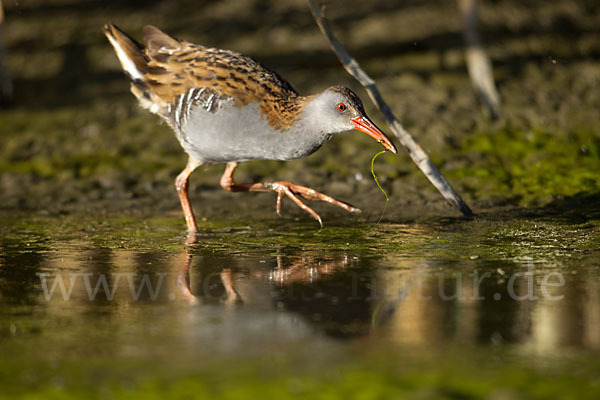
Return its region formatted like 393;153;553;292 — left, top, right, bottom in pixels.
0;0;599;222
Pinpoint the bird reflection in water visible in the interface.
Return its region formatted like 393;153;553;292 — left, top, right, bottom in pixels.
176;233;380;339
171;231;600;348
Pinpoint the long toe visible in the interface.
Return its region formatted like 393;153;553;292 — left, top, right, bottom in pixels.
287;182;360;214
275;183;324;227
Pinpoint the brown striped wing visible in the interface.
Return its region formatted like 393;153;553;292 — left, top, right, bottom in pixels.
142;40;304;129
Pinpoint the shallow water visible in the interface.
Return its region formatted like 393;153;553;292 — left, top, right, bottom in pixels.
2;0;600;397
1;212;599;397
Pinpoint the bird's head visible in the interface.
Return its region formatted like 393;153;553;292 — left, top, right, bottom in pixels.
306;86;397;154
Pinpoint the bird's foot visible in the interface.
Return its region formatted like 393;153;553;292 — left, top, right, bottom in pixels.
269;181;360;227
219;163;359;227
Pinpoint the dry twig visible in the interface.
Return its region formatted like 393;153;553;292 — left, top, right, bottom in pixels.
459;0;501;119
306;0;473;217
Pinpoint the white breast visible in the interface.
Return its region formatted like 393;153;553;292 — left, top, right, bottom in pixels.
179;101;332;163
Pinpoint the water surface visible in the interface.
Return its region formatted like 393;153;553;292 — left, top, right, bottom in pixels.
1;212;599;398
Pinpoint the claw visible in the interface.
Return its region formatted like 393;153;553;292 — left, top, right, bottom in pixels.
315;214;324;228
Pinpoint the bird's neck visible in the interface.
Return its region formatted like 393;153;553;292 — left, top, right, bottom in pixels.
267;93;342;138
291;94;341;137
272;95;335;157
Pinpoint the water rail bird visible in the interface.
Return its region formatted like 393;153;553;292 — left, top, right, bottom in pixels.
104;24;396;232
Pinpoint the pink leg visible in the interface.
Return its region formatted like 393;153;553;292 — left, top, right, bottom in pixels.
175;159;203;232
219;162;360;227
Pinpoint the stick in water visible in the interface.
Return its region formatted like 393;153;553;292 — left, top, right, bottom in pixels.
371;150;389;223
306;0;474;217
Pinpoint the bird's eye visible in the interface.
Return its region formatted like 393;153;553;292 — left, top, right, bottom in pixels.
337;103;346;112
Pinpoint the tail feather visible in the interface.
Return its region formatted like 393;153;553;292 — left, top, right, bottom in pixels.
104;24;174;118
103;24;147;81
142;25;181;55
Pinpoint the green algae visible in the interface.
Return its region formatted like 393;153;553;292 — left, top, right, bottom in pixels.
445;126;600;205
1;349;599;400
2;208;599;265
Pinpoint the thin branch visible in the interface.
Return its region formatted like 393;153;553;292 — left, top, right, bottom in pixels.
306;0;474;217
459;0;501;119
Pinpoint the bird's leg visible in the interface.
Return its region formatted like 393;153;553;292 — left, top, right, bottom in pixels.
219;162;360;227
220;269;242;305
176;241;200;306
175;159;203;233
